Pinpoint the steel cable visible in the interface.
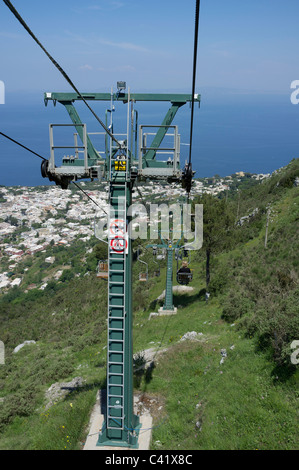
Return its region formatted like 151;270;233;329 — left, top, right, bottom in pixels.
2;0;122;149
0;131;107;214
188;0;201;168
0;131;47;161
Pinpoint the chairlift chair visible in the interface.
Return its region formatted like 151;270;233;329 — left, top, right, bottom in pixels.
176;270;193;285
176;248;193;285
97;260;109;279
156;248;166;261
137;246;148;282
139;272;148;282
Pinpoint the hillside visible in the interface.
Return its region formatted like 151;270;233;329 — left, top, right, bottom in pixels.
0;159;298;450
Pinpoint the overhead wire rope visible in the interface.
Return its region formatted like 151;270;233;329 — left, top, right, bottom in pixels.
188;0;200;168
2;0;201;195
71;181;108;215
0;131;47;161
185;0;201;201
0;132;108;214
2;0;122;149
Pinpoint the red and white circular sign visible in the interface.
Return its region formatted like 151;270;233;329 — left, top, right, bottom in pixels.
109;219;126;237
110;236;128;253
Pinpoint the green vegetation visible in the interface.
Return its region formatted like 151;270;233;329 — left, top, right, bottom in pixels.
0;159;298;450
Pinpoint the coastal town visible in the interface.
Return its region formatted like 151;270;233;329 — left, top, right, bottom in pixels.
0;171;270;292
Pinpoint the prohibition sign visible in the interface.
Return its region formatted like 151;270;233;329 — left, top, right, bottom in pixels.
110;236;128;253
109;219;126;237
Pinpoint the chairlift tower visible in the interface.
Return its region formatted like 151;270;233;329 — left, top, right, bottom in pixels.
147;218;194;315
155;239;177;313
41;83;200;448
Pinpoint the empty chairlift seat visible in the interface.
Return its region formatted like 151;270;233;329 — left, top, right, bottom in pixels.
139;272;148;282
97;260;109;279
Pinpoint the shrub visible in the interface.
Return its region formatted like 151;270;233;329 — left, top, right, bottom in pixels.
254;289;299;366
208;268;229;295
0;385;40;432
221;290;255;323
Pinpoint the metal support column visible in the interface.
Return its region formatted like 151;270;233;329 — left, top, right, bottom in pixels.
98;183;140;447
164;243;174;311
98;90;140;448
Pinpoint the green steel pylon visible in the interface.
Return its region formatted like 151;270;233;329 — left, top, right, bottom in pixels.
42;85;200;448
97;176;140;447
97;90;140;447
164;242;174;311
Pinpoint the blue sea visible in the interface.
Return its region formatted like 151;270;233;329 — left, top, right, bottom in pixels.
0;90;298;186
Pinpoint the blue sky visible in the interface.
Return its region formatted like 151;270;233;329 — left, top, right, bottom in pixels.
1;1;299;185
1;0;299;96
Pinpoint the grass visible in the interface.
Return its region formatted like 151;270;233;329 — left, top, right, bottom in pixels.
0;386;99;450
0;160;298;450
134;295;298;450
0;329;107;450
2;243;297;450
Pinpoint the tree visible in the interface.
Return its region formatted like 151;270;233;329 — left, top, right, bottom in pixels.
6;215;19;227
94;242;108;261
60;269;74;283
194;193;233;294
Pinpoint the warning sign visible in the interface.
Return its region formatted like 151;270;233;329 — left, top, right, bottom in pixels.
110;236;128;254
114;161;126;171
109;219;128;254
109;219;126;237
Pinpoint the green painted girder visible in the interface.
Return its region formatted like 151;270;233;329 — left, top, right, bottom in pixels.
45;91;200;170
44;92;201;105
164;246;174;310
143;102;184;162
60;101;101;162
